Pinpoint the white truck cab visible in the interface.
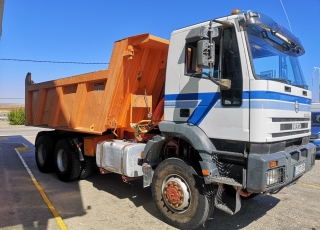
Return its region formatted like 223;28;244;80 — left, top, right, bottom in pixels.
143;10;316;229
165;10;310;143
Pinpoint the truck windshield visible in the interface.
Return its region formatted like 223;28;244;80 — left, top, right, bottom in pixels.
246;25;307;89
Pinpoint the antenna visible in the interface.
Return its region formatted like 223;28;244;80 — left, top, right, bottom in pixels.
279;0;292;33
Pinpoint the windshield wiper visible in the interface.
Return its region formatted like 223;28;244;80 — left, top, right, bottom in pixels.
293;84;308;89
266;78;291;84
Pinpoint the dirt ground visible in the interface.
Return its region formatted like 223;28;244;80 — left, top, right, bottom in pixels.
0;119;26;129
0;119;9;128
0;103;25;129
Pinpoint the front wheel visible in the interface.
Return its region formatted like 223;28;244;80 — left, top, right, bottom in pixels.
151;158;211;229
54;138;81;182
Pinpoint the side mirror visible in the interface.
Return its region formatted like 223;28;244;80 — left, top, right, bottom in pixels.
197;40;215;69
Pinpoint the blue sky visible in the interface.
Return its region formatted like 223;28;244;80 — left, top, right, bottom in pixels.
0;0;320;104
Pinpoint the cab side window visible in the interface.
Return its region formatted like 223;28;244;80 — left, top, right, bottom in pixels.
186;42;202;74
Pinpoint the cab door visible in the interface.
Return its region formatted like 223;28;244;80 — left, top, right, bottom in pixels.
198;25;250;141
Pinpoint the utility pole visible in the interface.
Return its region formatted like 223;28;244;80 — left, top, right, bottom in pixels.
313;67;320;102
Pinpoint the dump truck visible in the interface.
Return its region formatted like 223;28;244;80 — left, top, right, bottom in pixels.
25;9;316;229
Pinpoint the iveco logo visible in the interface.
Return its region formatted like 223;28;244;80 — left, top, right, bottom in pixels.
294;101;299;113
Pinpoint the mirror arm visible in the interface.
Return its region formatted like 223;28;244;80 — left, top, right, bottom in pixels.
193;72;231;90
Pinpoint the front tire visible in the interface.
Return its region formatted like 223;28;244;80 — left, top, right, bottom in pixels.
151;158;211;229
35;135;55;173
54;138;81;182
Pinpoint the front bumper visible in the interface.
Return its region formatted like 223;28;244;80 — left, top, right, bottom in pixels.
247;143;316;193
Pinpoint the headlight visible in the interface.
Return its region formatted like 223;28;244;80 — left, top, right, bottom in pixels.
266;167;285;187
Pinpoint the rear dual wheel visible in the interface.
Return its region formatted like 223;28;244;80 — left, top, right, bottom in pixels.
54;138;95;182
54;139;81;182
79;156;96;179
35;135;55;173
151;158;214;229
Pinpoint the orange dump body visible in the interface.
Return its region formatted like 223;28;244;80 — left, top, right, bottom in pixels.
25;34;169;138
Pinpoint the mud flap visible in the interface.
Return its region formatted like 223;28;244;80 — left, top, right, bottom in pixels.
142;163;153;188
205;176;242;215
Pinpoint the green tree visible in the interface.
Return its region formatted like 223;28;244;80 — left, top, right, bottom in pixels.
8;108;25;125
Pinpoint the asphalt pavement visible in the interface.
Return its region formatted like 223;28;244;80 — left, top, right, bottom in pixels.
0;126;319;230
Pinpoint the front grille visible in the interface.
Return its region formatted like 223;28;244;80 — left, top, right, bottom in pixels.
273;118;310;122
280;123;308;131
280;124;292;130
272;130;310;138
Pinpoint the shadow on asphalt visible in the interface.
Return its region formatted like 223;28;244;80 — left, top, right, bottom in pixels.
0;135;85;230
1;135;283;229
86;170;165;220
86;167;280;230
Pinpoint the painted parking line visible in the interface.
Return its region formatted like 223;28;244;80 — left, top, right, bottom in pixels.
297;181;320;190
15;145;68;230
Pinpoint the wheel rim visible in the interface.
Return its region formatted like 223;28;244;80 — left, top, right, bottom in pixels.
37;144;46;165
161;174;191;213
57;149;68;172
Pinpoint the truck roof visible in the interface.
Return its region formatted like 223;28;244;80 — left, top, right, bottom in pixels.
171;14;238;35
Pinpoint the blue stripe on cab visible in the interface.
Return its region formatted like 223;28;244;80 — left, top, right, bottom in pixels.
250;100;310;111
248;91;311;104
164;90;311;125
164;92;220;125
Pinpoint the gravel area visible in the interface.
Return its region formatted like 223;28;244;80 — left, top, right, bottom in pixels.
0;119;25;129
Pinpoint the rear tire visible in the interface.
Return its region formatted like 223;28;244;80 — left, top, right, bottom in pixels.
35;135;55;173
54;138;81;182
79;157;96;179
151;158;210;229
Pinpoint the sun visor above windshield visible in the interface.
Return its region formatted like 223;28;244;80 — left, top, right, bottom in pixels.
239;10;305;57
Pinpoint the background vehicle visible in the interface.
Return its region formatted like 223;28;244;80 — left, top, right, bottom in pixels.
25;9;316;229
310;103;320;156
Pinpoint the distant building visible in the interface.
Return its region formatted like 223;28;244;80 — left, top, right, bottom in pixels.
312;103;320;112
312;67;320;102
